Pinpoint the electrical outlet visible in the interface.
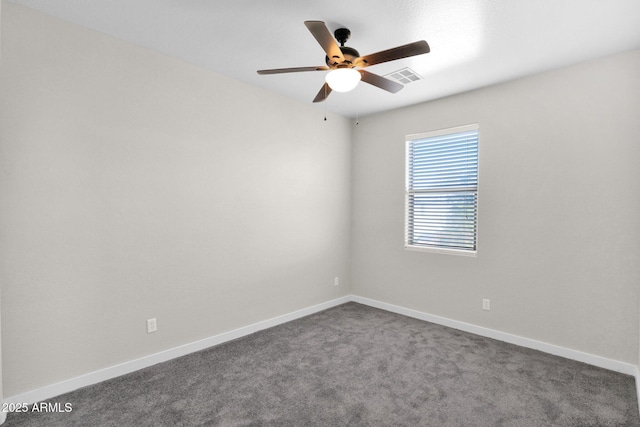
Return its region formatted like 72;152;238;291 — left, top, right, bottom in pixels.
147;318;157;333
482;299;491;311
334;277;339;286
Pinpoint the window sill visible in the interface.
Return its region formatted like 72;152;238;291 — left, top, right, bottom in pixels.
404;244;477;257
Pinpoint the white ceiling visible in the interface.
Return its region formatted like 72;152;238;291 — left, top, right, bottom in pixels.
8;0;640;118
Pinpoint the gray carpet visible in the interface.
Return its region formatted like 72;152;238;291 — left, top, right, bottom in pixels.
4;302;639;426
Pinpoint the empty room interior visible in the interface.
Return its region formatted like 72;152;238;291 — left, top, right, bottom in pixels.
1;0;640;425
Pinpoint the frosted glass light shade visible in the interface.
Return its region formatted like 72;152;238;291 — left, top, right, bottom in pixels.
325;68;361;92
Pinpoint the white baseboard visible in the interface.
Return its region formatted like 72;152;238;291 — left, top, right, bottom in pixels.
351;295;637;376
3;296;351;406
3;293;638;411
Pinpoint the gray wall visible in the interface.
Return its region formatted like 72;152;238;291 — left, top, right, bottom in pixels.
350;49;640;364
0;3;352;396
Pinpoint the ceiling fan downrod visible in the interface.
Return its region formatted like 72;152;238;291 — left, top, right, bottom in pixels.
334;28;351;46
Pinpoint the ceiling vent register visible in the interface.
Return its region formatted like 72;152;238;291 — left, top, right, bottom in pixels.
385;67;422;84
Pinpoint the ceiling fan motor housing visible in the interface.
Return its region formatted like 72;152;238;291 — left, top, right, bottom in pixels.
324;27;360;68
326;46;360;68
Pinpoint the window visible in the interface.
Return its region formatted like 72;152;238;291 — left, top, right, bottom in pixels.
405;124;478;255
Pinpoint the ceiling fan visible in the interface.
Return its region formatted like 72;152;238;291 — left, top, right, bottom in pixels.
257;21;430;103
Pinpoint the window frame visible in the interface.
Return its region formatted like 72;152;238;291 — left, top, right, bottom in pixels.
404;124;479;257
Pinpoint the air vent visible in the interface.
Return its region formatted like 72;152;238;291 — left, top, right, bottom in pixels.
384;67;422;85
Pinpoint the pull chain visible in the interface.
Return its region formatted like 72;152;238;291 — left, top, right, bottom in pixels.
323;84;328;121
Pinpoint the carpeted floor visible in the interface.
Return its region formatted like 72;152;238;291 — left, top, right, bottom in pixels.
4;302;639;426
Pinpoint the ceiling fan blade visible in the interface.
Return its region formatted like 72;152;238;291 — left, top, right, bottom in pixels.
304;21;345;65
359;70;403;93
257;66;329;75
313;82;332;103
355;40;430;68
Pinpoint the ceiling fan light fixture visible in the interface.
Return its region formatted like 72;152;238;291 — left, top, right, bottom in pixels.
325;68;361;92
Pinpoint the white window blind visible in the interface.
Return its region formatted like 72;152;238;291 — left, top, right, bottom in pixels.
405;125;478;254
